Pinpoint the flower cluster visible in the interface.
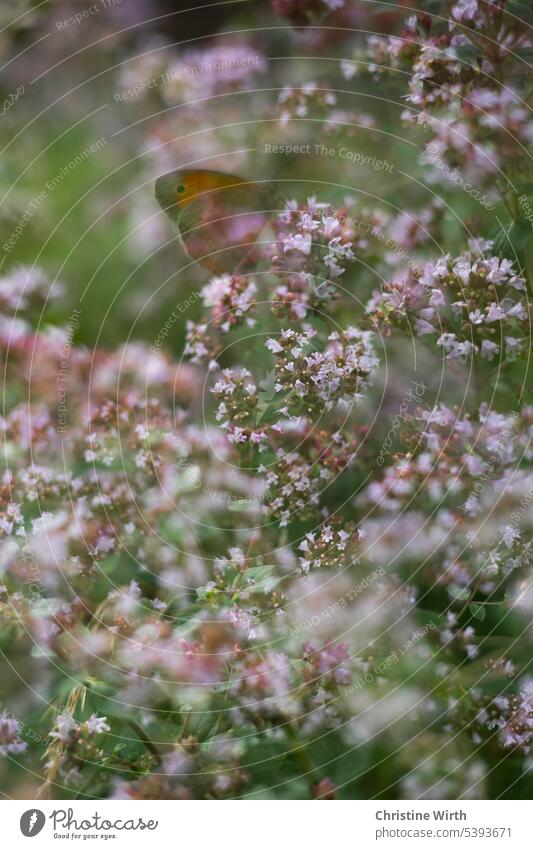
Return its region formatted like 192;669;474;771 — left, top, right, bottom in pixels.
201;274;257;332
212;367;265;447
361;402;518;512
278;82;337;127
416;88;533;187
345;5;533;188
266;326;377;418
302;641;350;686
497;680;533;753
298;523;360;573
112;736;250;800
270;199;358;319
448;675;533;755
0;265;63;316
262;449;326;526
368;241;529;361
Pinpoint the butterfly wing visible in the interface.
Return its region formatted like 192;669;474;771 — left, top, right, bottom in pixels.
155;169;276;273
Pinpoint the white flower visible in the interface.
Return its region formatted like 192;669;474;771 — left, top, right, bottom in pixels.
283;233;312;255
201;274;231;307
501;524;520;549
341;59;358;80
415;319;436;335
85;714;110;735
322;215;340;239
485;303;505;322
480;340;499;360
469;309;484;325
50;714;79;743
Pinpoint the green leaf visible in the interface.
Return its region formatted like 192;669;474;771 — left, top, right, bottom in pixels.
244;564;282;593
492;218;532;268
257;369;278;421
514;183;533;198
449;586;470;602
513;47;533;60
507;0;533;20
469;603;486;622
454;44;484;64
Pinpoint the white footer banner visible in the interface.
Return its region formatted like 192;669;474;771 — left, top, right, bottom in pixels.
2;800;530;847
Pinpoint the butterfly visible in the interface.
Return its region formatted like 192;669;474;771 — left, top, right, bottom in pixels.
155;168;278;274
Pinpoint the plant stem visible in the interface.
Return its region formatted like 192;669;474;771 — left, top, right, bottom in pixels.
284;722;316;785
121;718;161;764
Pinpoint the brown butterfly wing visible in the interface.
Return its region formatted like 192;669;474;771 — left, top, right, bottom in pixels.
155;169;278;273
179;186;272;273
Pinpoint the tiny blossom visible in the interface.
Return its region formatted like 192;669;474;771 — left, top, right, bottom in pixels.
84;715;111;735
185;320;219;364
501;524;520;549
360;402;519;520
451;677;533;756
50;713;79;744
0;713;27;756
451;0;481;27
440;612;479;659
